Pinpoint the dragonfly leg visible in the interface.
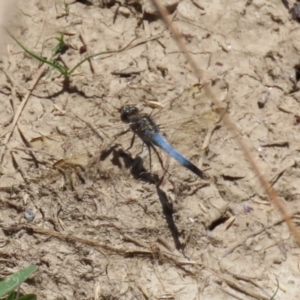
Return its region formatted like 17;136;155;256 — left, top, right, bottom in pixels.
112;128;131;145
126;133;136;151
150;143;167;174
137;142;155;173
147;143;152;173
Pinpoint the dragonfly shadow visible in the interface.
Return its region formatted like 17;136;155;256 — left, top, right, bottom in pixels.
156;186;183;250
40;78;94;99
100;146;184;250
100;145;160;185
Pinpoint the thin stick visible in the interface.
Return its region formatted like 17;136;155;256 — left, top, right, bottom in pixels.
222;212;299;257
0;64;48;164
68;34;162;75
79;30;96;74
33;15;46;48
151;0;300;243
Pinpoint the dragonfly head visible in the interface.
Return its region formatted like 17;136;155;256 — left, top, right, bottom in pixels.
120;105;139;123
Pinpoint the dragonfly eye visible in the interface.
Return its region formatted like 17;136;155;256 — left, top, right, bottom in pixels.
120;105;139;123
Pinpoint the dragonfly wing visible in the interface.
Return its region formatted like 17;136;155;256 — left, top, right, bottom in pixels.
155;84;221;153
30;118;129;168
31;129;103;164
29;119;136;189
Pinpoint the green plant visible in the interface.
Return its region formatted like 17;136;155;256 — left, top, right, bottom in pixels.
7;30;114;79
269;278;279;300
0;265;38;300
8;31;68;76
7;30;156;80
52;34;68;56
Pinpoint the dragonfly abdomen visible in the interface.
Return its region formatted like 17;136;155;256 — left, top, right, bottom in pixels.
150;133;207;179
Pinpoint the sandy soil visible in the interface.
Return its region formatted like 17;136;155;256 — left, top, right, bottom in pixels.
0;0;300;299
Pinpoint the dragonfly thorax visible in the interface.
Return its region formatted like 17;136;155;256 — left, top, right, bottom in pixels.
119;105;160;142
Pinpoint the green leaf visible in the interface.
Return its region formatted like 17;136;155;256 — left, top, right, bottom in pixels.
0;265;38;297
52;34;66;55
269;278;279;300
16;294;37;300
6;290;16;300
6;31;68;76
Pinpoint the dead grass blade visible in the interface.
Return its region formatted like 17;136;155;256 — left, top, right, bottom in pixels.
151;0;300;244
0;63;48;164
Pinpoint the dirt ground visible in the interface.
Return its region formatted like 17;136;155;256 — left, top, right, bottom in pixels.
1;0;300;299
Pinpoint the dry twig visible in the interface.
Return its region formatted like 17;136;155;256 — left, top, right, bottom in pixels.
151;0;300;244
0;64;48;164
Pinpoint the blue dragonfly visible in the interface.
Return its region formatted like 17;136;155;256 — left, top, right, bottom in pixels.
30;84;221;183
119;104;207;179
110;82;223;179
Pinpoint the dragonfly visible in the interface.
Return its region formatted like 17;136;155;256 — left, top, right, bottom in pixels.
119;105;207;179
29;83;222;184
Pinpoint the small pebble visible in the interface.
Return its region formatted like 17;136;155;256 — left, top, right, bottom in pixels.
118;7;130;18
25;207;35;222
258;90;270;108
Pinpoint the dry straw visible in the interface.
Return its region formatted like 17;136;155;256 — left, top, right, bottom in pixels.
151;0;300;243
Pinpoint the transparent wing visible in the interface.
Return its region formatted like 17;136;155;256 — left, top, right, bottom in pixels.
30;115;131;168
147;84;223;159
29;118;138;189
